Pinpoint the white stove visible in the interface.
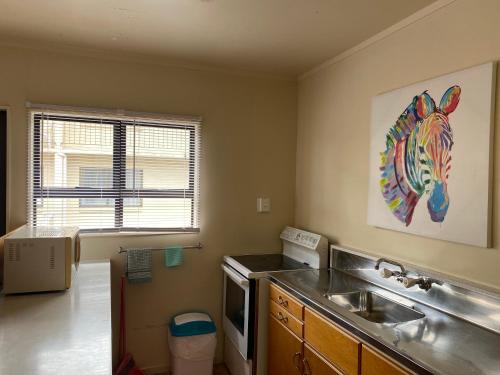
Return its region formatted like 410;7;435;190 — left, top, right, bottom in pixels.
221;227;328;375
223;253;311;279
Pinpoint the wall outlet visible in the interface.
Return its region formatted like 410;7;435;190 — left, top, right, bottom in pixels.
257;197;271;213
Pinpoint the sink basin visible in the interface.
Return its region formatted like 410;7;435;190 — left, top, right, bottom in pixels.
324;291;425;324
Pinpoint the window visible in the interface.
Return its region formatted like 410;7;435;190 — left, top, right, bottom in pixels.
27;106;201;233
79;168;143;207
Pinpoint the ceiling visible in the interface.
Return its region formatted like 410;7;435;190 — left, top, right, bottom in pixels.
0;0;435;76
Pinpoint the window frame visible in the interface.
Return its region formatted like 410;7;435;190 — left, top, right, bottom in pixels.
31;113;199;233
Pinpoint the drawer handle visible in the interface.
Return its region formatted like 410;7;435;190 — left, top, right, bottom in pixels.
277;312;289;324
278;296;289;308
303;358;311;375
292;352;302;370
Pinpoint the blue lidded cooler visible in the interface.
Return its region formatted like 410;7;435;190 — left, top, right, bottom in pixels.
168;312;217;375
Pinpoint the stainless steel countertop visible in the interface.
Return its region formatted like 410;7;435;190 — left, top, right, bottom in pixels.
0;261;112;375
270;268;500;375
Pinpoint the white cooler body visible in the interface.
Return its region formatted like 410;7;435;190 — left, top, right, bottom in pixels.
168;312;217;375
168;331;217;375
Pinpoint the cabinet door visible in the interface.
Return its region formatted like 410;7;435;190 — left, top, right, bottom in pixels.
361;346;410;375
267;314;303;375
303;344;342;375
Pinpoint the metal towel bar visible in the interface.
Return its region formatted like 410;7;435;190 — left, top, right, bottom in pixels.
118;242;203;254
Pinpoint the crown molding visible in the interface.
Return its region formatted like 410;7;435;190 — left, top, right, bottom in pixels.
0;37;296;82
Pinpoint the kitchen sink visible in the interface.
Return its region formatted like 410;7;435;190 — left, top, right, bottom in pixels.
323;290;425;324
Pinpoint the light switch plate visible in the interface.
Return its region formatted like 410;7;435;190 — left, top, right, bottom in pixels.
257;197;271;213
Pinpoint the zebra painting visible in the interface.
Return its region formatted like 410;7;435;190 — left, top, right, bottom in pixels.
379;86;461;226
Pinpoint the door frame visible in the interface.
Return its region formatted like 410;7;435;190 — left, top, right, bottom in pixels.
0;106;9;236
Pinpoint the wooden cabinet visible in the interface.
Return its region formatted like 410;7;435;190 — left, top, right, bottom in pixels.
303;344;342;375
269;299;304;338
267;314;303;375
361;346;410;375
270;283;304;320
267;282;413;375
304;308;360;375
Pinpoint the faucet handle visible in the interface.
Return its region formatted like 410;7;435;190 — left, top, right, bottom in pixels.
379;268;394;278
402;277;419;288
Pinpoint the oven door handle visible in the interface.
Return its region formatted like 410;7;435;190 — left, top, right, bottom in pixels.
221;264;249;287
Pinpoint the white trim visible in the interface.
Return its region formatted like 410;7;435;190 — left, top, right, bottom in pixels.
0;106;10;232
299;0;458;80
26;102;202;125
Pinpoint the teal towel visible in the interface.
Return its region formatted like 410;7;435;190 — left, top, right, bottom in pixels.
165;246;184;267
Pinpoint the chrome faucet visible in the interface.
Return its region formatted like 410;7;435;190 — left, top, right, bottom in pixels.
374;258;407;276
375;257;435;291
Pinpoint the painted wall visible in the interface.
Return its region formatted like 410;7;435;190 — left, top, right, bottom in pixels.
0;45;297;372
296;0;500;290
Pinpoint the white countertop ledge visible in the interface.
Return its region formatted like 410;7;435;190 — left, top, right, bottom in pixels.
0;260;112;375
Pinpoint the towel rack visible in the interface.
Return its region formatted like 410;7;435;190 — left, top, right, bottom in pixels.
118;242;203;254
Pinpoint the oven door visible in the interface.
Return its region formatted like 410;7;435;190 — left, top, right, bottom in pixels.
222;264;254;360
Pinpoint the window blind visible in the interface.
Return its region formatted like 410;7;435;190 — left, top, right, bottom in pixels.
27;105;201;233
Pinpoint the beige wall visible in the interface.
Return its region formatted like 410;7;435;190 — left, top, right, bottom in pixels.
296;0;500;290
0;45;297;371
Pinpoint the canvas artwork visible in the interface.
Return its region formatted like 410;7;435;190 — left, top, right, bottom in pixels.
367;62;495;247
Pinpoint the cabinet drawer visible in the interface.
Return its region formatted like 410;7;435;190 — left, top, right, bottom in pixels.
304;344;342;375
361;345;411;375
304;308;360;375
269;299;303;338
270;283;304;320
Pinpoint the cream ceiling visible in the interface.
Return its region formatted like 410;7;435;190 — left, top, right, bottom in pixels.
0;0;435;76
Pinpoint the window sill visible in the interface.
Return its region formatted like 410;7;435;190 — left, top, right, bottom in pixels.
79;230;199;238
